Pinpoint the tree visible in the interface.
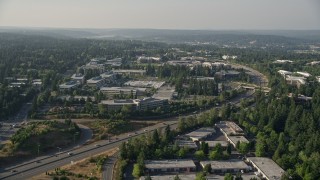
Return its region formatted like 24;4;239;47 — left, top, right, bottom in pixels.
162;125;172;143
238;142;250;155
203;164;212;174
224;173;234;180
152;129;160;146
132;163;143;178
145;175;152;180
200;142;209;155
194;150;206;161
226;143;232;155
177;117;187;132
177;147;187;158
196;172;206;180
235;173;243;180
119;142;127;160
174;175;181;180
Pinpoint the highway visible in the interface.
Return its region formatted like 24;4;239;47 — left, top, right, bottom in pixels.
0;121;178;180
102;152;118;180
0;89;255;180
0;89;254;180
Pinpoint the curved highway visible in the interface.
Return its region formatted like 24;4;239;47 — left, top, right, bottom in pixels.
0;63;265;180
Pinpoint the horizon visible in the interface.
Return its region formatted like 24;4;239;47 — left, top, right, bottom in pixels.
1;26;320;31
0;0;319;30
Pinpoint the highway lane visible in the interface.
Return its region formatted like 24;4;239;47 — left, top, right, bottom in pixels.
102;152;118;180
0;92;252;179
0;90;253;180
0;121;178;180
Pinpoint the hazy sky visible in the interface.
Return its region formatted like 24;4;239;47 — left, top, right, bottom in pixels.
0;0;319;30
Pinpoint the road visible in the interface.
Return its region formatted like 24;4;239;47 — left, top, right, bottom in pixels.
0;121;178;180
102;152;118;180
0;102;32;144
230;63;269;87
0;88;255;180
0;89;254;180
0;63;264;179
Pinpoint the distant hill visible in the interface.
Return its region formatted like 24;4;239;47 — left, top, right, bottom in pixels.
0;27;319;46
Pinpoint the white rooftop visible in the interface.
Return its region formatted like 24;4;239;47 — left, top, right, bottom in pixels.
247;157;285;180
87;76;104;83
228;136;249;144
205;141;229;147
186;127;216;141
100;86;147;92
124;80;165;89
140;174;196;180
71;73;85;79
296;71;311;77
175;140;198;149
200;159;250;170
145;159;196;169
113;69;146;73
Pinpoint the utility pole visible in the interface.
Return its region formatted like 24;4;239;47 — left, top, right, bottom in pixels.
37;144;40;156
57;147;61;157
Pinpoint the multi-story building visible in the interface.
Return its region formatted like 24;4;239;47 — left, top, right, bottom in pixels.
137;56;161;63
59;80;80;91
247;157;285;180
105;58;122;67
137;97;168;111
86;76;105;88
99;97;168;112
71;73;85;84
200;159;250;174
100;71;115;84
186;127;216;142
81;59;105;73
113;69;146;76
144;159;196;174
100;87;147;97
100;99;139;112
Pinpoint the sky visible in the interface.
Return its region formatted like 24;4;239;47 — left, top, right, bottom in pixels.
0;0;319;30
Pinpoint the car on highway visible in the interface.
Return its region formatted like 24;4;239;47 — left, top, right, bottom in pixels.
144;129;148;132
94;144;101;147
128;134;131;137
67;152;73;156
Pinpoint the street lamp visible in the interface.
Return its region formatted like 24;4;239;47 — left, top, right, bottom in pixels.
37;144;40;156
57;147;61;156
74;132;79;145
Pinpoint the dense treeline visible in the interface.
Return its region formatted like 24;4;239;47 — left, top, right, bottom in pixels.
235;76;320;179
0;33;169;120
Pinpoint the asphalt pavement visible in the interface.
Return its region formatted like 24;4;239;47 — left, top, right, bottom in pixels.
102;152;118;180
0;121;178;180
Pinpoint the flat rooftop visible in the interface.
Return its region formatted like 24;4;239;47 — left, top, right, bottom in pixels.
153;86;176;100
186;127;216;140
205;141;229;147
113;69;146;73
59;80;78;88
71;73;84;79
247;157;285;180
175;140;197;149
200;159;250;170
124;80;165;89
228;136;249;144
145;159;196;169
140;174;196;180
100;99;137;105
216;121;244;136
87;76;104;83
100;86;147;91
